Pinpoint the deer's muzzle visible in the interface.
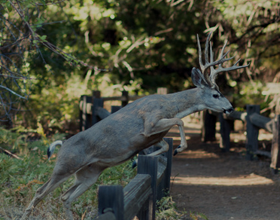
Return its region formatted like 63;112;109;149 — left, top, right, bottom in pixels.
223;107;234;114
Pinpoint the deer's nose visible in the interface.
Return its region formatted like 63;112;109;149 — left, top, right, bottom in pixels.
224;107;234;114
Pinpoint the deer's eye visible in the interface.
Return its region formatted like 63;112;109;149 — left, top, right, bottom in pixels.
213;94;219;99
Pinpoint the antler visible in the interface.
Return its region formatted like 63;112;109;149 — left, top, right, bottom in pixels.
197;32;249;88
197;32;232;75
209;40;250;85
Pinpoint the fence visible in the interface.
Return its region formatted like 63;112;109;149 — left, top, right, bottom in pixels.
79;88;167;130
94;138;173;220
80;90;280;173
202;104;280;173
79;90;279;219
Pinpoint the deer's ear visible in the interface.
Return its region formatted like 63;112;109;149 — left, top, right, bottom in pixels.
191;67;207;88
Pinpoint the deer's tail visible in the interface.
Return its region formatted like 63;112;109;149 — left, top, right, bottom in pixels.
47;140;63;159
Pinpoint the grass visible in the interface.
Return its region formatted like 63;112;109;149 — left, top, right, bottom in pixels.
0;127;136;219
156;196;208;220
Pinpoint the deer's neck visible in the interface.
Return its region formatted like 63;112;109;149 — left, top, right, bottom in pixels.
168;88;206;119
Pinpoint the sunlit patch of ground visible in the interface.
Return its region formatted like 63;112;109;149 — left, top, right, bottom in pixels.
172;173;274;186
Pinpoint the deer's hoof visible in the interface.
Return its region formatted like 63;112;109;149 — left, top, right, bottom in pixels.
173;145;181;156
132;160;137;169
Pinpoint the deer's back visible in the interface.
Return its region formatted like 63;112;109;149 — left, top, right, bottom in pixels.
56;95;171;167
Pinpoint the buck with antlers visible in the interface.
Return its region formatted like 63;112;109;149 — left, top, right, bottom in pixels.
21;32;249;220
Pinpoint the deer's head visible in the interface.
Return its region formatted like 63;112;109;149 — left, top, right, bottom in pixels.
192;32;249;114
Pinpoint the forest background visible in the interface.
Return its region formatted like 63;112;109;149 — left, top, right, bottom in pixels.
0;1;280;219
1;0;280;135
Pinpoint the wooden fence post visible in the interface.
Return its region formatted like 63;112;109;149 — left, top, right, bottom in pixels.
111;106;122;114
98;185;124;220
201;110;216;142
137;155;158;220
121;91;129;107
92;90;103;126
246;105;260;160
80;95;92;131
271;115;280;173
219;113;231;152
162;138;173;196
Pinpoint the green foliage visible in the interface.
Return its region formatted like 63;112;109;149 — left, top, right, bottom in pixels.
0;127;27;153
232;81;271;111
2;0;280;130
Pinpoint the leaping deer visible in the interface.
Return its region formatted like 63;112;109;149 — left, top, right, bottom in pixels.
21;32;249;220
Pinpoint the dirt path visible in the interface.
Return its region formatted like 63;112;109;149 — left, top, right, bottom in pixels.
168;126;280;220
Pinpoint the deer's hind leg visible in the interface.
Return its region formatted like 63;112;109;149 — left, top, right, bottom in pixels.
60;163;105;220
143;118;188;155
145;139;169;157
21;172;71;220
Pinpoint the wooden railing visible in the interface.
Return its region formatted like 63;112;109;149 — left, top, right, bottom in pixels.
79;88;167;131
202;105;280;173
94;138;173;220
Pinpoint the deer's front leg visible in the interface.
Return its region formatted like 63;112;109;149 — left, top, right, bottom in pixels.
143;118;188;155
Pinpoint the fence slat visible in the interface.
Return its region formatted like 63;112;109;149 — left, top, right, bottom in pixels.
92;98;104;125
271;115;280;173
121;91;129;107
250;113;274;133
95;212;116;220
162;138;173;196
98;185;124;220
246;105;260;160
111;106;121;113
124;174;152;220
97;107;110;119
201;110;216;142
137;155;158;220
219;113;231;152
80;95;92;131
224;111;247;121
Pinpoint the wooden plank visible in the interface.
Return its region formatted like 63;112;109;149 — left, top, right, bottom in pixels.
201;110;217;142
92;98;104;125
123;174;152;220
250;113;273;133
137;155;158;220
79;100;92;113
103;96;126;101
271;115;280;172
223;110;247;121
97;107;110;119
93;90;101;98
129;95;145;101
80;95;92;131
219;113;231;152
121;91;129;107
162;138;173;196
98;185;124;220
94;212;116;220
156;156;167;185
102;95;143;102
256;150;271;158
246;105;260;160
111;106;121;113
156;156;167;201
